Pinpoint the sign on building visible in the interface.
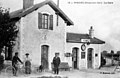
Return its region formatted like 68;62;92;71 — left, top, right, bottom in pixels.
81;39;90;43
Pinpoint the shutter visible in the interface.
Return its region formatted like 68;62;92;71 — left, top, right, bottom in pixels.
38;13;42;29
49;15;53;30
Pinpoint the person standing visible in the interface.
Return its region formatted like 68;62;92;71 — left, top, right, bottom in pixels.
99;55;106;69
24;53;32;74
12;52;23;76
0;51;4;73
52;53;61;74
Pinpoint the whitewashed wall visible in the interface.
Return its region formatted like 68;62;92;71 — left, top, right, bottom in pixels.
87;44;102;69
17;4;66;69
66;43;103;69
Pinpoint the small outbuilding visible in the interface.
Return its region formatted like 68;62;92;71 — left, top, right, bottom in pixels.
65;26;105;69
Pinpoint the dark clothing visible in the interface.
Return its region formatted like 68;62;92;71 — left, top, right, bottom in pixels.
99;56;106;69
53;57;61;74
25;60;31;74
54;67;59;74
0;55;4;71
12;56;23;76
53;57;61;68
12;56;22;65
12;64;18;75
38;65;44;72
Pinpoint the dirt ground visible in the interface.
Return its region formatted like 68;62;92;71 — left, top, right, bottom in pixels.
0;66;120;78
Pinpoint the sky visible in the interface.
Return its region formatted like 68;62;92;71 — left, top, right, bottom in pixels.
0;0;120;52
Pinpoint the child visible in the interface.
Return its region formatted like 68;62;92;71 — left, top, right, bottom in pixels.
38;64;44;72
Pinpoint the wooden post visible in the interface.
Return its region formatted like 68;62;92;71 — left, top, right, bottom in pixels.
56;0;59;26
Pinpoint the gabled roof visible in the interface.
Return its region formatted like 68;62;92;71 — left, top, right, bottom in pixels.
67;33;105;44
10;0;74;25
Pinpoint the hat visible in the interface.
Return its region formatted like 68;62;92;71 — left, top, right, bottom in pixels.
15;52;18;55
55;53;59;55
25;53;29;55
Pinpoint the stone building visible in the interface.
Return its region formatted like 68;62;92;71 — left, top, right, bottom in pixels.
65;26;105;69
9;0;73;70
5;0;105;70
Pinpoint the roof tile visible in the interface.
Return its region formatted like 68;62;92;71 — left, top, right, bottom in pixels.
67;33;105;44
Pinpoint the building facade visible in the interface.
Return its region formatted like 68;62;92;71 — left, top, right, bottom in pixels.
7;0;105;70
10;0;73;70
65;27;105;69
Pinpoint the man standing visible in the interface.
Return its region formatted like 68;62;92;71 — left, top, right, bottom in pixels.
52;53;61;74
12;52;23;76
99;55;106;69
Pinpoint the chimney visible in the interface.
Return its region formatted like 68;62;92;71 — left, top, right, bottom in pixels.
89;26;94;38
23;0;34;9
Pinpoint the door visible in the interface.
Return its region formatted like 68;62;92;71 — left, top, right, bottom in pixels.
72;47;79;69
87;48;93;68
5;46;12;60
41;45;49;69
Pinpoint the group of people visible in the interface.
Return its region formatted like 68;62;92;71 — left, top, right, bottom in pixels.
12;52;61;76
12;52;32;76
0;51;61;76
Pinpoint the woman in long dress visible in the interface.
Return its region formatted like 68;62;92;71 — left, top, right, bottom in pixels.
24;53;32;74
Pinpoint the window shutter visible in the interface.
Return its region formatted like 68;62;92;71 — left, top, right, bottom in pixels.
38;13;42;29
49;15;53;30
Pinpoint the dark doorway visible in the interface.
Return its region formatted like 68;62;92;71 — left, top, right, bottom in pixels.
5;46;13;60
72;47;79;69
87;48;93;68
41;45;49;69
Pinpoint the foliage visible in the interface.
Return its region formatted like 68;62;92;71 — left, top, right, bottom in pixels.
0;7;18;49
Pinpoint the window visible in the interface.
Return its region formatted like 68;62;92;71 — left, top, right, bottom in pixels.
38;13;53;30
42;14;48;29
81;52;85;59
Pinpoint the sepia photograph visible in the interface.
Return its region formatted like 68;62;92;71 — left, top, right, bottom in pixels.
0;0;120;78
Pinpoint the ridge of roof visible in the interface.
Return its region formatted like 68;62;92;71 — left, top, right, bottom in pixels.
10;0;74;25
67;32;89;36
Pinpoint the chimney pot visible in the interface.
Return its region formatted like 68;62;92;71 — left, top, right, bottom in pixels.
23;0;34;9
89;26;94;38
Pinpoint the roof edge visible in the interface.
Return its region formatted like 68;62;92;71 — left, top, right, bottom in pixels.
10;0;74;25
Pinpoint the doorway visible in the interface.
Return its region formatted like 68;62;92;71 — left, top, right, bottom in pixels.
87;48;93;68
41;45;49;69
72;47;79;69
